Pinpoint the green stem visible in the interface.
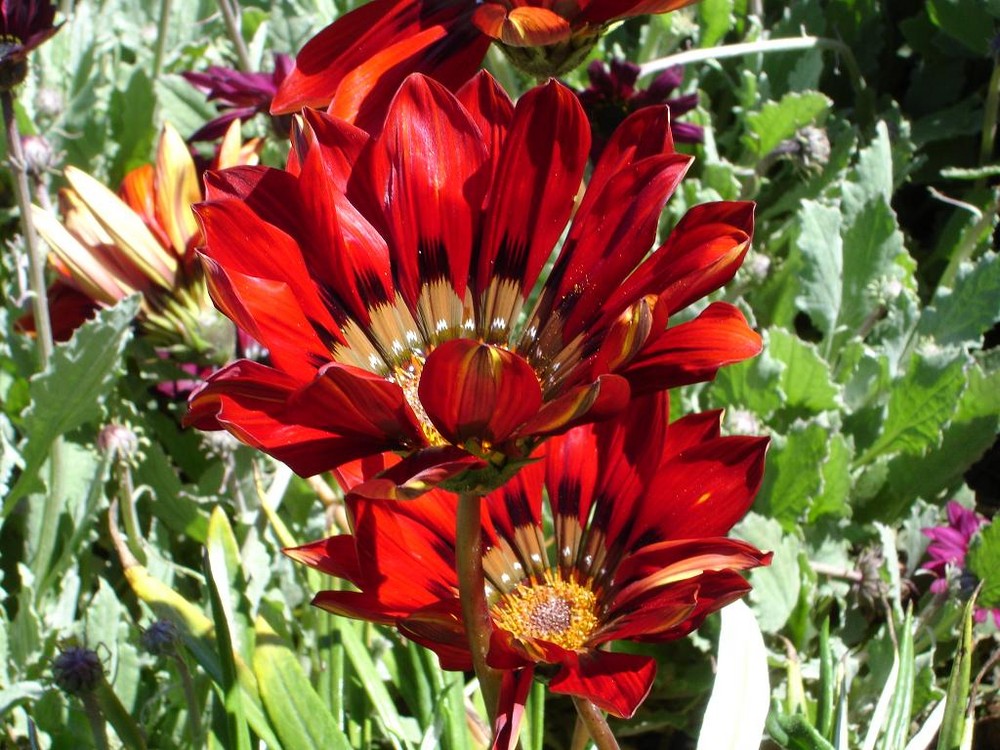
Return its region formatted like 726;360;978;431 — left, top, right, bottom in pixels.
4;91;70;592
978;55;1000;172
152;0;173;80
172;653;204;744
571;697;620;750
455;492;501;728
937;194;997;290
216;0;253;73
80;692;110;750
116;460;148;565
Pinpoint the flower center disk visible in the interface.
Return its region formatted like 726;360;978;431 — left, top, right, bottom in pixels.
492;575;598;651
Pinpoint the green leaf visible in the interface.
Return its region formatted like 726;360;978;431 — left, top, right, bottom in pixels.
919;252;1000;347
766;710;836;750
204;510;252;750
109;66;156;182
795;200;843;339
927;0;994;54
253;618;350;750
967;519;1000;608
756;422;829;527
857;351;967;465
708;348;785;416
937;593;976;750
768;328;841;412
745;91;832;157
733;514;803;633
5;296;140;510
879;607;915;750
810;433;853;522
699;0;734;47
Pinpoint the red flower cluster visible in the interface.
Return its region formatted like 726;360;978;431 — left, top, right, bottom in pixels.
271;0;696;130
288;396;770;741
186;72;760;497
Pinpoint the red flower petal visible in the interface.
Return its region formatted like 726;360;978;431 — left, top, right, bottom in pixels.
456;71;514;189
637;434;770;541
624;302;762;392
662;409;724;460
283;535;362;586
363;74;489;309
579;0;698;24
186;361;398;475
516;374;630;437
419;339;542;445
347;447;486;501
398;600;472;670
476;80;589;323
472;5;571;46
492;668;535;750
548;650;656;718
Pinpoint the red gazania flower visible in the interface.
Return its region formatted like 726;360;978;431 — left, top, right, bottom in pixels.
286;395;771;745
271;0;696;130
0;0;60;89
186;72;760;496
183;53;294;142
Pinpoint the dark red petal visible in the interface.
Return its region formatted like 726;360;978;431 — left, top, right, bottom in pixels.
624;302;762;393
476;81;589;312
484;459;545;541
284;535;362;585
543;424;599;530
605;201;754;320
554;153;693;342
185;361;396;476
583;106;675;220
364;74;489;308
456;71;514;189
420;339;542;445
199;255;332;380
347;448;486;501
312;590;399;624
271;0;485;117
286;362;425;446
194;197;342;342
662;410;723;460
294;108;370;191
548;650;656;719
398;600;472;670
516;374;630;438
638;435;770;540
492;668;535;750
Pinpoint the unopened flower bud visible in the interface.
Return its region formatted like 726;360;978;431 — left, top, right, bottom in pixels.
97;422;140;462
853;547;889;615
52;647;103;695
21;134;55;176
141;620;179;656
35;87;63;119
796;126;831;170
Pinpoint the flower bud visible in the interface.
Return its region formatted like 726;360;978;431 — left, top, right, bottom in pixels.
97;422;140;462
21;134;56;176
52;647;103;695
140;620;180;656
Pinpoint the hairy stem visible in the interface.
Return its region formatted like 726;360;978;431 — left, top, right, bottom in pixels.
456;492;501;727
571;697;620;750
216;0;253;72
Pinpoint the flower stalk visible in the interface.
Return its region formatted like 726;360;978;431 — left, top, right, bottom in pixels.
455;491;501;725
572;696;621;750
215;0;252;73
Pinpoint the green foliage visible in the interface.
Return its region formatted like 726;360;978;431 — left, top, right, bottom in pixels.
967;520;1000;608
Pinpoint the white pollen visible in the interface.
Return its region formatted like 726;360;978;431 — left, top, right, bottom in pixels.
500;573;510;583
561;546;571;558
435;318;447;332
513;562;523;570
530;553;541;563
463;320;474;331
405;330;419;343
584;555;593;566
391;340;403;354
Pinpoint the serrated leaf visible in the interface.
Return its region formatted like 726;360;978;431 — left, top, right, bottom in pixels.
5;296;140;509
967;520;1000;608
699;0;734;47
696;600;769;750
745;91;831;157
795;200;843;339
756;422;828;527
768;328;840;412
708;349;785;416
733;514;802;633
810;433;852;521
253;618;350;750
857;352;967;465
919;252;1000;347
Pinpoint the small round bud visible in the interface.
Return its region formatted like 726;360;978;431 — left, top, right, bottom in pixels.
745;252;771;281
796;126;831;170
853;547;890;615
35;87;63;119
97;422;140;462
141;620;179;656
20;134;56;176
52;647;103;695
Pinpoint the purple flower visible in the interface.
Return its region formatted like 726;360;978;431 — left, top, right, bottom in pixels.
922;501;1000;626
576;57;703;161
183;53;293;141
0;0;61;90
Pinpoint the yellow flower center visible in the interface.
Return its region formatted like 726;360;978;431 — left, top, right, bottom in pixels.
491;573;598;652
392;356;447;447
